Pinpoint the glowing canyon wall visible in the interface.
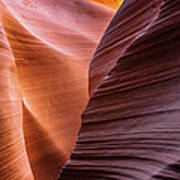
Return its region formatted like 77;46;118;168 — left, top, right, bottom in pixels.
0;0;180;180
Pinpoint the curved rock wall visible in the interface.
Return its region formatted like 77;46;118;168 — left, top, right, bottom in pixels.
0;0;179;179
0;0;118;179
59;0;180;179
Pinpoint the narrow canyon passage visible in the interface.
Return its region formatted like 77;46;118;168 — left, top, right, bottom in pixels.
0;0;180;180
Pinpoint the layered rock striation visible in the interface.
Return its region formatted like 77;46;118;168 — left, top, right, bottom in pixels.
59;0;180;179
0;0;119;179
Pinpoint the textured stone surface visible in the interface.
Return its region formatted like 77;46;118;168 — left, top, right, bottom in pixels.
59;0;180;179
0;0;118;179
0;0;179;179
0;21;34;180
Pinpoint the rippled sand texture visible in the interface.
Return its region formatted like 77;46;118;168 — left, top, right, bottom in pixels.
59;0;180;179
0;0;121;179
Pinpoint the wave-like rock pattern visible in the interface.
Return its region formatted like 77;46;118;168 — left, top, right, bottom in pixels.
59;0;180;179
0;0;119;179
0;23;34;180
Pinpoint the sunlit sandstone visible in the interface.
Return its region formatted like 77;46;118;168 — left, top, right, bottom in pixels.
0;0;119;179
92;0;124;9
1;0;180;180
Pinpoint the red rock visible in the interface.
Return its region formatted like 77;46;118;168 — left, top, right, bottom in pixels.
59;0;180;179
0;0;117;179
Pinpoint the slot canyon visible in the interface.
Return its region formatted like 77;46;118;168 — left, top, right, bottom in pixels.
0;0;179;179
